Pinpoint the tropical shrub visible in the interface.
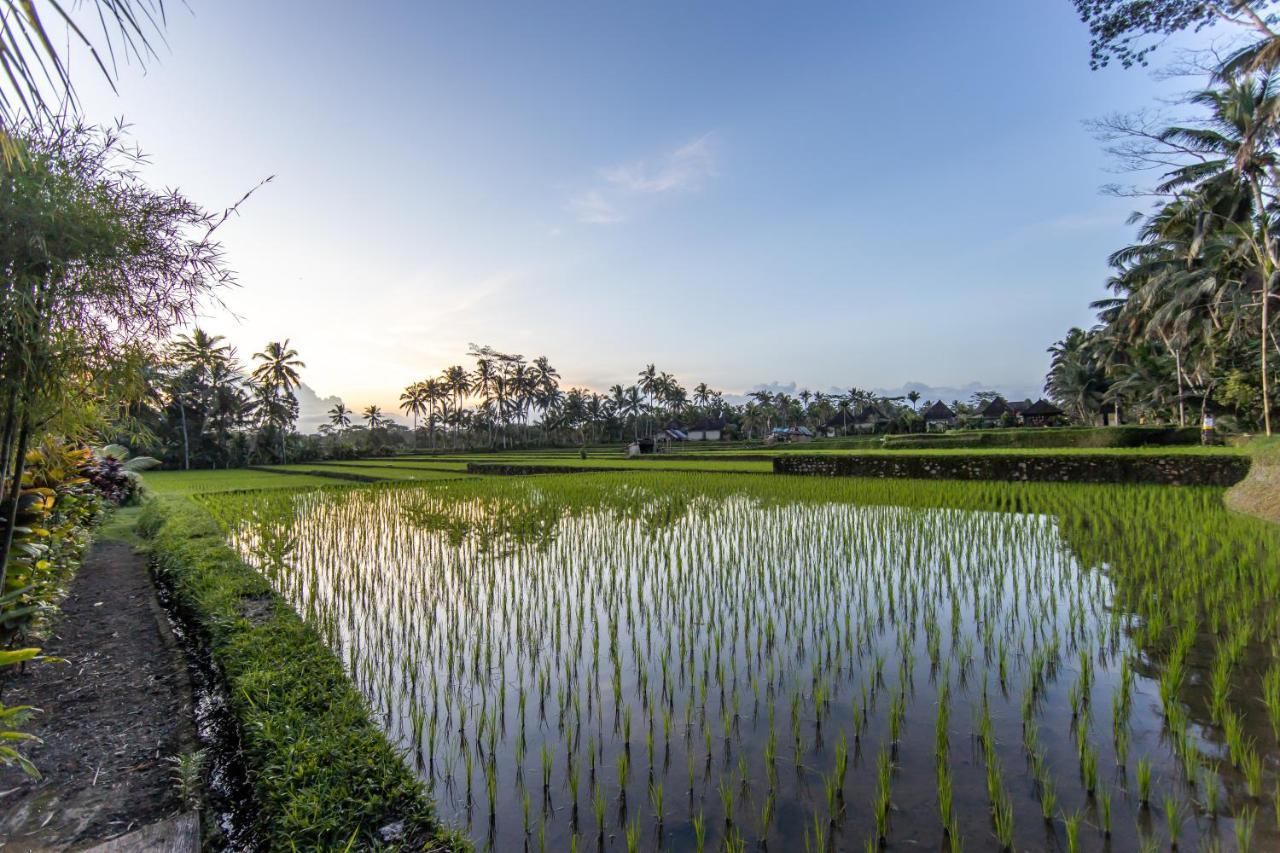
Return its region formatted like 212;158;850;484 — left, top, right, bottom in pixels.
86;444;160;505
0;643;45;779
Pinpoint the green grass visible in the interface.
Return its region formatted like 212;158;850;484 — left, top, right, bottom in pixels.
139;497;465;851
96;505;145;547
461;456;774;473
143;469;340;495
264;463;472;482
308;459;472;473
140;441;1249;499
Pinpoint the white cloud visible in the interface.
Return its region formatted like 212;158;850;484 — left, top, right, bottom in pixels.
569;132;718;224
568;189;624;224
601;133;717;194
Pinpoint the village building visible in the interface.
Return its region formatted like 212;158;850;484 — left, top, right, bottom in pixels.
977;397;1033;426
768;425;815;444
825;405;891;436
1020;399;1064;427
686;416;727;441
921;401;957;431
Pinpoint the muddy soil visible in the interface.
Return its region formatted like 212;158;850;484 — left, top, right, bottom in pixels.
0;542;196;850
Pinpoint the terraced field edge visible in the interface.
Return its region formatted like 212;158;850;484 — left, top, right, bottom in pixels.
138;496;467;851
1225;440;1280;524
775;452;1251;486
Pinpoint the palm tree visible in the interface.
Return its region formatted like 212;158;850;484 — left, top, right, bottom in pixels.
423;379;445;449
443;365;471;445
172;328;232;376
251;340;305;462
472;358;498;447
251;340;304;393
400;382;427;431
168;328;234;470
1046;328;1109;424
328;403;352;431
623;385;644;440
637;364;658;436
1155;77;1280;433
907;390;921;412
362;405;384;430
207;360;250;467
741;402;764;440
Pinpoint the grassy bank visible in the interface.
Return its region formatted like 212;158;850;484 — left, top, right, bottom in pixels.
139;496;464;851
1225;438;1280;524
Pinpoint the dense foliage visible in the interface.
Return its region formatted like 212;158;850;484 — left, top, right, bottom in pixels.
0;121;231;590
113;330;309;470
1072;1;1279;69
1050;9;1280;434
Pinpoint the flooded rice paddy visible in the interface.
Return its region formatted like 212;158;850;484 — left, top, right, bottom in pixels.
201;474;1280;851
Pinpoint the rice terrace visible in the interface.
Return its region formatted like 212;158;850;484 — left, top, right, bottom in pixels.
184;469;1278;852
7;2;1280;852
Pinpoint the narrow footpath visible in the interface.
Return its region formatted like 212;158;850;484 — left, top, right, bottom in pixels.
0;539;198;851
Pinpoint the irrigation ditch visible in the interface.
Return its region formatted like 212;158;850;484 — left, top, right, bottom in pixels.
151;573;262;851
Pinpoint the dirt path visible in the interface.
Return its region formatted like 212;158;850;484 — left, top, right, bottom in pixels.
0;541;197;851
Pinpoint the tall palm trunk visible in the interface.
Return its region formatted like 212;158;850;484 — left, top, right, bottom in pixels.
1264;268;1275;435
1173;348;1186;427
1253;183;1275;436
178;398;191;470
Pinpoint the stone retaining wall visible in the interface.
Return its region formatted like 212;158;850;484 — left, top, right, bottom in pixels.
774;454;1251;486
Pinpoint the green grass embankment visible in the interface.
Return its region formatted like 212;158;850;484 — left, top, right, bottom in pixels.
1225;437;1280;524
139;497;465;851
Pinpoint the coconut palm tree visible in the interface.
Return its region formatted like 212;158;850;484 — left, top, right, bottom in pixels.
399;382;427;431
362;405;385;430
693;382;713;408
623;385;644;440
1156;76;1280;433
251;340;305;393
168;328;235;470
328;403;352;432
251;340;305;461
443;365;471;445
1046;328;1110;424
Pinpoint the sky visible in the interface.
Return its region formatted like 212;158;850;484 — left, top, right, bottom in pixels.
67;0;1211;416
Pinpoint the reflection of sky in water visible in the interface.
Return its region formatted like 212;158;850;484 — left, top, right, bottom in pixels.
226;485;1268;851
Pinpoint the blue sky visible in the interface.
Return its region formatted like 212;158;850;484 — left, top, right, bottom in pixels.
73;0;1203;412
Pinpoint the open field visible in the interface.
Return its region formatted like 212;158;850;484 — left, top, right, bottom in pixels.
265;463;474;482
143;443;1252;496
142;468;343;495
196;471;1280;851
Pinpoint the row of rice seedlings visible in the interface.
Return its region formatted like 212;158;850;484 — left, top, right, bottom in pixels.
200;472;1280;849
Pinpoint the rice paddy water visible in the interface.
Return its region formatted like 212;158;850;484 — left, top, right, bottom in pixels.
199;473;1280;851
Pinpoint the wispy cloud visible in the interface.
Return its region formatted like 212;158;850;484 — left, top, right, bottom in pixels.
601;134;717;194
569;132;718;224
568;190;624;224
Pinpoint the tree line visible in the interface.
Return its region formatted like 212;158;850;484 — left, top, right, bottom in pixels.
1049;1;1280;434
